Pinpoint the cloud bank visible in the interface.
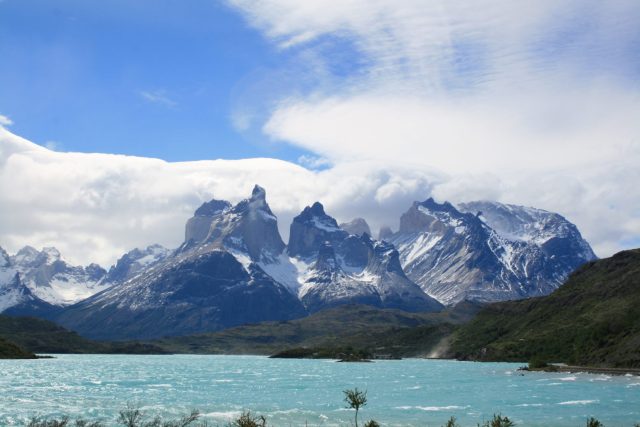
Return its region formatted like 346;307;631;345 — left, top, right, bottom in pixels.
1;122;637;267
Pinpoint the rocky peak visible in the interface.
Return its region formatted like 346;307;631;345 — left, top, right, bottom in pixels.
85;263;108;281
13;246;40;266
366;239;405;276
399;198;478;235
194;199;231;217
105;244;171;284
339;217;371;237
0;246;10;268
40;247;62;265
312;242;339;273
378;226;393;241
288;202;348;258
186;198;231;244
201;185;285;262
251;184;266;200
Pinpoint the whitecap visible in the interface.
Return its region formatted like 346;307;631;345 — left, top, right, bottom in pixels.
514;403;544;407
203;411;242;419
395;405;466;411
558;376;577;381
557;400;598;405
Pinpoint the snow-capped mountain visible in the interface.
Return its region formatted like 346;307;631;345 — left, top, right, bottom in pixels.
1;184;598;340
104;244;172;284
54;186;443;340
387;198;597;305
55;186;307;340
0;245;108;310
286;202;443;313
0;241;173;314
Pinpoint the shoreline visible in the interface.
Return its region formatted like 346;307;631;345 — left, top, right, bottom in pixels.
521;364;640;376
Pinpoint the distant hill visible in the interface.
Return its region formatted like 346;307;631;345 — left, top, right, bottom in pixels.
153;303;480;357
0;315;168;354
448;249;640;368
0;337;36;359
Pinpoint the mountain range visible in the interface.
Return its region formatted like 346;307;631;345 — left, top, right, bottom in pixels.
0;185;596;340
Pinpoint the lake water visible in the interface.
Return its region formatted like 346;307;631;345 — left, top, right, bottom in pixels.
0;355;639;426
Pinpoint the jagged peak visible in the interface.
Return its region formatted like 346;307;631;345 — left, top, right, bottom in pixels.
292;201;343;233
340;217;371;237
16;245;38;257
0;246;10;267
230;184;276;219
194;199;231;217
313;241;338;271
298;201;327;219
417;197;458;214
41;246;61;261
251;184;266;201
378;226;393;241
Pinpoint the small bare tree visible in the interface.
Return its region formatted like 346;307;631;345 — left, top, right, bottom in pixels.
343;388;368;427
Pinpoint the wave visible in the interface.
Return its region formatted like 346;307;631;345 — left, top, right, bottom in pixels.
556;400;598;406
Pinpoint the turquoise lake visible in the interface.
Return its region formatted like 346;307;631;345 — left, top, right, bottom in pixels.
1;355;639;426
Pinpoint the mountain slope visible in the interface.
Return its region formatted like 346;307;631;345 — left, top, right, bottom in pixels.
388;198;596;304
448;249;640;368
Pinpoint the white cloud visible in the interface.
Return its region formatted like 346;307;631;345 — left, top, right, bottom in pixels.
0;114;13;127
139;89;177;107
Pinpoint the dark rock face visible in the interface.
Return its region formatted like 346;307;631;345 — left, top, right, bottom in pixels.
339;218;372;237
56;251;306;340
204;185;285;262
185;199;231;244
388;198;597;305
287;202;348;258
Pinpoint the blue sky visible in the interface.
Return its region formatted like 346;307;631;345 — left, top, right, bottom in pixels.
0;0;332;161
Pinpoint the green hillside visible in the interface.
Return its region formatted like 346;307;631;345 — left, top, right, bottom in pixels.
0;315;168;354
448;249;640;368
0;337;36;359
153;303;478;357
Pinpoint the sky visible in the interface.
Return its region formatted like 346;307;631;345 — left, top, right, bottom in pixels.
1;0;639;266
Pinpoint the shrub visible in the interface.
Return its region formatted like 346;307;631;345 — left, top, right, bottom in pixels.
586;418;604;427
478;414;516;427
443;416;460;427
363;420;380;427
528;356;548;369
229;411;266;427
27;417;104;427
